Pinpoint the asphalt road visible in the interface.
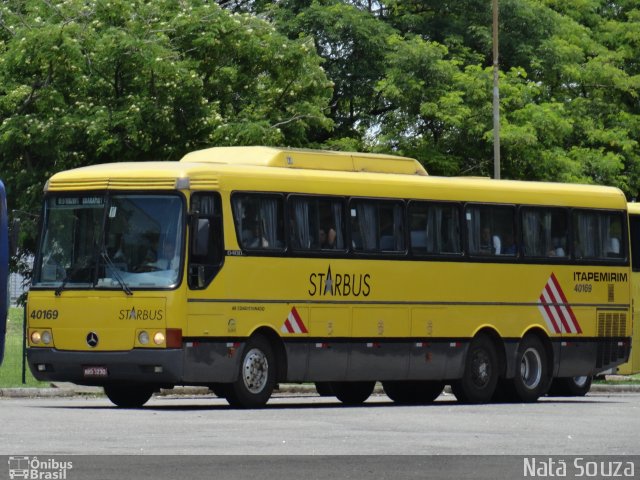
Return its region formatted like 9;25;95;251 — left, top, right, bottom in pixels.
2;392;640;479
1;391;639;456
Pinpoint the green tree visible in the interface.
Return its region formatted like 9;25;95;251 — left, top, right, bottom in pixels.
0;0;332;220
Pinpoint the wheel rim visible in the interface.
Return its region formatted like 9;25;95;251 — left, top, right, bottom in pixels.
573;376;588;387
242;348;269;394
520;347;542;390
471;349;492;388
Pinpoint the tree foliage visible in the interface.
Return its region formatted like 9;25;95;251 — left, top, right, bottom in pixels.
0;0;332;218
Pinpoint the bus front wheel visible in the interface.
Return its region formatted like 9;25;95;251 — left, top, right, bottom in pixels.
512;335;550;402
225;335;276;408
104;384;155;408
451;334;498;404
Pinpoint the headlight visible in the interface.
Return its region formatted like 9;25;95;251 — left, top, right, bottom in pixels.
138;331;150;345
41;331;52;345
31;331;41;344
153;332;165;345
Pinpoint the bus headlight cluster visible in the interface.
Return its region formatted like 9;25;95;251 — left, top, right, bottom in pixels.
138;330;165;346
138;331;150;345
30;330;53;346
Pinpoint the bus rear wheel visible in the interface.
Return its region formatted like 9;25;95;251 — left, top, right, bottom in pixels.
225;334;276;409
512;335;550;402
451;334;498;404
548;375;592;397
315;382;334;396
330;381;375;405
104;384;155;408
383;380;444;404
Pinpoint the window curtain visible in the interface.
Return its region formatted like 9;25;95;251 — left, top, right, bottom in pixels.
356;203;377;250
467;208;481;253
392;203;404;250
522;211;542;256
331;202;344;249
426;207;436;253
259;198;279;247
576;213;597;258
292;199;311;249
447;208;461;253
232;198;246;244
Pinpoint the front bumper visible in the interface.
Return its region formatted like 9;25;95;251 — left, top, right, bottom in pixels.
27;348;184;386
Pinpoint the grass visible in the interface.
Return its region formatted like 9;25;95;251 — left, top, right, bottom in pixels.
0;308;49;388
594;373;640;384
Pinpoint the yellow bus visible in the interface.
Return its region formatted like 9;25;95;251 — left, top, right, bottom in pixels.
617;202;640;375
26;146;632;407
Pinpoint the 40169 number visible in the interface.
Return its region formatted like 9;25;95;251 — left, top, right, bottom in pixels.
574;283;593;293
30;309;59;320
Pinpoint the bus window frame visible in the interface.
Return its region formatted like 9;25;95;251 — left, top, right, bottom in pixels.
407;199;464;259
31;190;188;292
569;207;629;265
231;191;287;256
463;202;518;261
347;196;408;257
188;191;225;290
518;205;571;262
285;193;349;257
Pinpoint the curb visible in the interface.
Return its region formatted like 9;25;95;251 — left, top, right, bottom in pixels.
1;382;639;398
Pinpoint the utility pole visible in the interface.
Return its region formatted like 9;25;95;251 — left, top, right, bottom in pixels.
492;0;500;179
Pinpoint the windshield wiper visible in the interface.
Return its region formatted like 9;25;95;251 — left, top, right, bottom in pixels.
54;274;70;297
54;260;92;297
100;250;133;295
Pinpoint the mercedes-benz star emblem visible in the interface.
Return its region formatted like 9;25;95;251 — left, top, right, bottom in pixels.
86;332;99;348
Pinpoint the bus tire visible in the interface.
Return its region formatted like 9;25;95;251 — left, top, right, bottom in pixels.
383;380;444;404
512;335;550;402
451;334;498;404
226;335;276;409
330;381;375;405
548;376;592;397
104;384;154;408
210;383;230;398
315;382;334;396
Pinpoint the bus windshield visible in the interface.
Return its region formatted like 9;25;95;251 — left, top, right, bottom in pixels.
34;194;184;290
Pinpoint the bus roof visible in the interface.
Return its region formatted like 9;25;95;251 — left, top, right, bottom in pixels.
180;146;428;176
44;147;627;209
628;202;640;214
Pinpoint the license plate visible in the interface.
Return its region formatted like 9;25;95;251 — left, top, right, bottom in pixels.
83;366;108;378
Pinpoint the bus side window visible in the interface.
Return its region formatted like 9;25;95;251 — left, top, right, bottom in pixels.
409;201;461;255
466;204;515;256
521;207;568;258
232;194;285;251
289;196;346;252
350;199;405;253
189;193;223;289
573;210;625;261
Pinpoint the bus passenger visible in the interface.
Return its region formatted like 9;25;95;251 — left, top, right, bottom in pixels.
248;224;269;248
480;226;501;255
319;227;337;249
502;232;517;255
